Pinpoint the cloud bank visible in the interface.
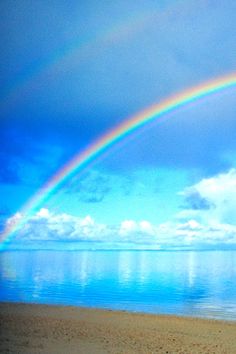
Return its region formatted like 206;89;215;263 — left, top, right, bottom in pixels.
179;168;236;225
3;169;236;250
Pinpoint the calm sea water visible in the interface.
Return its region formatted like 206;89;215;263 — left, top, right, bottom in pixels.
1;250;236;320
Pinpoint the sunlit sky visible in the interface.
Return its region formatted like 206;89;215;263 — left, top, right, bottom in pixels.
1;0;236;249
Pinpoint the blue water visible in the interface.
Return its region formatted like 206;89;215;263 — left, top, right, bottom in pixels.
1;250;236;321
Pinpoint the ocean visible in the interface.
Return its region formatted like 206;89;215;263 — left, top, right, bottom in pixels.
1;250;236;321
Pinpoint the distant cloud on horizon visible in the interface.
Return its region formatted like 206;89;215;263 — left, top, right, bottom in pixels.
3;168;236;249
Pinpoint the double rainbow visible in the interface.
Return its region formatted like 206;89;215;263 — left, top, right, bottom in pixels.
1;72;236;248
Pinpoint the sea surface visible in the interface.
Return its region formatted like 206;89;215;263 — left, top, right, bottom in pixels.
1;250;236;321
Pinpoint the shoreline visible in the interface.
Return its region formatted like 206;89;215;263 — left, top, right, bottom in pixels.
1;302;236;353
1;300;236;324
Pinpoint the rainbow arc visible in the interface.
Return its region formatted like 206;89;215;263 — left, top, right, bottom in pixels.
1;72;236;248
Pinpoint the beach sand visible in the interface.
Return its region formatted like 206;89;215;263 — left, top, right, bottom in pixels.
1;303;236;353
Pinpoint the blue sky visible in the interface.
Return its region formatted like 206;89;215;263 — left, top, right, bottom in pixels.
1;0;236;249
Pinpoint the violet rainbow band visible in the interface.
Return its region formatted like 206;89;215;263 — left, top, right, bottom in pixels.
1;72;236;248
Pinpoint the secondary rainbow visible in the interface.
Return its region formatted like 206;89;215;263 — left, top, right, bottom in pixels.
1;72;236;248
1;13;151;105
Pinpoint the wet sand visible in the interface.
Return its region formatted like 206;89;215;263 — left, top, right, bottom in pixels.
1;302;236;353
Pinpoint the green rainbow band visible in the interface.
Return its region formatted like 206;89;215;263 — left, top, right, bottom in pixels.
1;72;236;248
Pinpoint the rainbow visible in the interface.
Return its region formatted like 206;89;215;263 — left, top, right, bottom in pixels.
1;13;152;105
1;72;236;249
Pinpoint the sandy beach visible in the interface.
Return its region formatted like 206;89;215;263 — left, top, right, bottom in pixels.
1;303;236;353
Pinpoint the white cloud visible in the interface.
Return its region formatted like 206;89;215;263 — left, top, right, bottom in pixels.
6;212;22;228
36;208;50;218
7;210;235;249
11;209;109;242
179;169;236;225
120;220;137;236
3;169;236;249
